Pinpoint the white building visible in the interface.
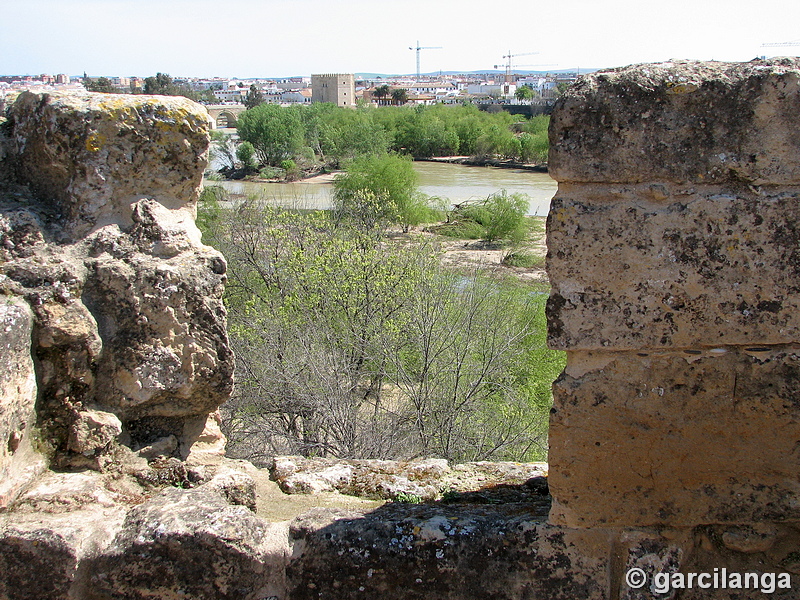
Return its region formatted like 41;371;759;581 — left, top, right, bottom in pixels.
213;88;248;104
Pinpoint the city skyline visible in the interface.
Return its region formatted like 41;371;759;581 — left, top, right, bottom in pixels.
3;0;800;79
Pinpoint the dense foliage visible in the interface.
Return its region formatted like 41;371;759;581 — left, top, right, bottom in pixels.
332;154;440;231
225;103;550;175
448;191;530;243
198;192;564;464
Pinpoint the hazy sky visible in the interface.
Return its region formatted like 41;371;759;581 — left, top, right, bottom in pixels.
3;0;800;78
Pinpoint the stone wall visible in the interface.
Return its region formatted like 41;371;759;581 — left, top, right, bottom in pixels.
547;58;800;530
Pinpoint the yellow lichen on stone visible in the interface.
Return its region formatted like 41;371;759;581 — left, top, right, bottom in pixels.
666;82;700;94
85;132;103;153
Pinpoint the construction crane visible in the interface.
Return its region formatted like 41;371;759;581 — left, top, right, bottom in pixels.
494;62;557;75
761;39;800;57
497;51;540;84
761;39;800;48
409;41;442;81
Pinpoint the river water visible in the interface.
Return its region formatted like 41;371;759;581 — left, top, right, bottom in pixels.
203;161;558;216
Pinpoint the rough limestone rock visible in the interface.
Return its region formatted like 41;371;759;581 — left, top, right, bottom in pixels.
0;90;233;491
270;456;548;501
0;295;43;507
549;58;800;185
547;58;800;529
287;505;609;600
7;91;210;237
0;461;281;600
85;485;290;600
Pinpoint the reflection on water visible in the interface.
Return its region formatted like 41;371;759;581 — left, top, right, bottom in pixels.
203;161;558;216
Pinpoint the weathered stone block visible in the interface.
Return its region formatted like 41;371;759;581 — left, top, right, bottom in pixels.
549;348;800;528
549;59;800;185
547;185;800;350
7;91;210;236
82;211;233;421
0;505;127;600
1;91;233;463
86;486;289;600
287;506;611;600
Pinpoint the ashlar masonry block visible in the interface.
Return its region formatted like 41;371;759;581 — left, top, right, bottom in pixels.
549;348;800;528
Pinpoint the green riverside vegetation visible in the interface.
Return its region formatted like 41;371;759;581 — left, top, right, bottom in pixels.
199;180;565;464
218;103;550;179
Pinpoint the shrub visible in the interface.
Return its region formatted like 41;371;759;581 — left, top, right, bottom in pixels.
502;251;545;269
452;190;529;243
236;141;257;170
280;159;301;181
198;203;564;463
333;153;431;231
259;166;283;180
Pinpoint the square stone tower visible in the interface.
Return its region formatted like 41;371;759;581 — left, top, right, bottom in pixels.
311;73;355;107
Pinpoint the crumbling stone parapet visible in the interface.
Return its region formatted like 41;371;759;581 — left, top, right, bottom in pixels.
0;90;233;495
4;60;800;598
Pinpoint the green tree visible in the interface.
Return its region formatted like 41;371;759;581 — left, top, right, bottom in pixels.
317;108;391;164
391;88;409;105
555;81;572;97
519;132;548;164
392;272;556;460
333;154;435;231
205;204;435;459
373;84;390;105
144;72;174;95
197;199;562;462
395;109;460;157
515;85;534;102
236;141;257;171
244;84;265;109
237;103;304;167
84;77;116;93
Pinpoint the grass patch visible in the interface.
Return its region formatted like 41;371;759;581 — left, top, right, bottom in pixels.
502;251;545;269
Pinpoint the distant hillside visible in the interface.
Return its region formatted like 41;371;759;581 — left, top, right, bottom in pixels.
355;69;599;79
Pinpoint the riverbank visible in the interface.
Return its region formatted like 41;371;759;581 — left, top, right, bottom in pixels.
210;156;549;186
204;161;558;216
415;155;549;173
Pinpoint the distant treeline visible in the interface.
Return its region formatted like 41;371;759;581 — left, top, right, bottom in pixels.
233;102;550;171
83;73;218;103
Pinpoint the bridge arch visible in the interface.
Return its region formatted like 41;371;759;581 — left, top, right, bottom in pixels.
214;111;238;128
204;105;247;129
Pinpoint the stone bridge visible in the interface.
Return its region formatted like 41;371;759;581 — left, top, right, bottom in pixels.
205;103;247;128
